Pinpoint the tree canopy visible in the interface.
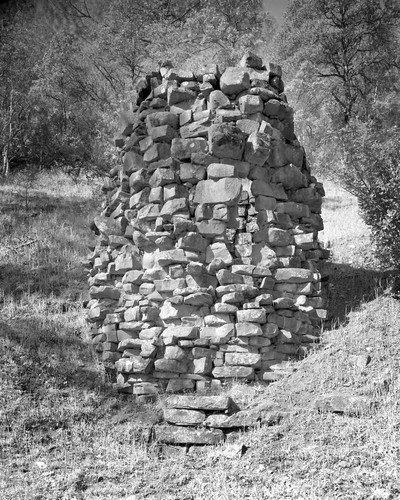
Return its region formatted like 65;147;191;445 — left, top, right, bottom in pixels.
0;0;276;175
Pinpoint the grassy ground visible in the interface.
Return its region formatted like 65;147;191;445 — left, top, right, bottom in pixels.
1;172;400;499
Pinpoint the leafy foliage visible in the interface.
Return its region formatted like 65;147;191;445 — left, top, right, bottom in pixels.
276;0;400;268
0;0;275;176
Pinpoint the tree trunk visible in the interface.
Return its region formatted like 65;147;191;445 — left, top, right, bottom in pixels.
2;88;13;176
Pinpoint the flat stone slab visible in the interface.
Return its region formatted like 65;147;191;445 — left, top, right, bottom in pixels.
194;178;242;205
165;395;238;412
163;408;206;426
314;392;376;416
155;425;225;445
204;405;286;429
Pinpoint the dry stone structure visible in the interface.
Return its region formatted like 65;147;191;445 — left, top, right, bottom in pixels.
87;52;329;400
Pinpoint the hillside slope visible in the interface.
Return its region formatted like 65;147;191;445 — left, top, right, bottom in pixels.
1;174;399;500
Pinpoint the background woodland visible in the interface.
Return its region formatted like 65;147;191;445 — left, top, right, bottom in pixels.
1;0;400;265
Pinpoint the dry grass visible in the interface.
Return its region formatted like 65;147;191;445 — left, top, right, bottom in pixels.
1;172;400;499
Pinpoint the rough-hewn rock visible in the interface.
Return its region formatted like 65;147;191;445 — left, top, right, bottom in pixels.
88;51;328;396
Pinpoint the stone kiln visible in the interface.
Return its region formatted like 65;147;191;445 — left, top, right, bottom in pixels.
87;52;329;400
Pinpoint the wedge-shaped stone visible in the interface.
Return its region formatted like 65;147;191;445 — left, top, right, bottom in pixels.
184;292;214;306
122;150;145;174
235;322;263;337
164;345;186;360
205;242;233;265
205;406;283;428
93;215;123;237
149;167;176;188
161;326;199;339
146;111;179;130
212;365;254;379
200;324;235;344
155;425;224;445
137;204;160;221
225;352;261;367
251;180;287;200
165;394;237;412
150;124;178;143
160;198;188;217
163;408;206;426
194;178;242;205
220;67;250;95
180;118;211;139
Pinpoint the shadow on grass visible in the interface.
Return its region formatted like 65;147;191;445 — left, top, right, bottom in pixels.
0;317;106;394
325;261;398;327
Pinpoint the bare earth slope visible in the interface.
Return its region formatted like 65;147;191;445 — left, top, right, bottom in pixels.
1;174;400;499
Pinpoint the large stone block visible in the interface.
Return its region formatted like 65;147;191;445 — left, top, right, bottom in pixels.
194;178;242;205
220;67;250;95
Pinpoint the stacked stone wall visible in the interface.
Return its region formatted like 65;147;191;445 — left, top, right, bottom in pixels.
86;52;329;400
